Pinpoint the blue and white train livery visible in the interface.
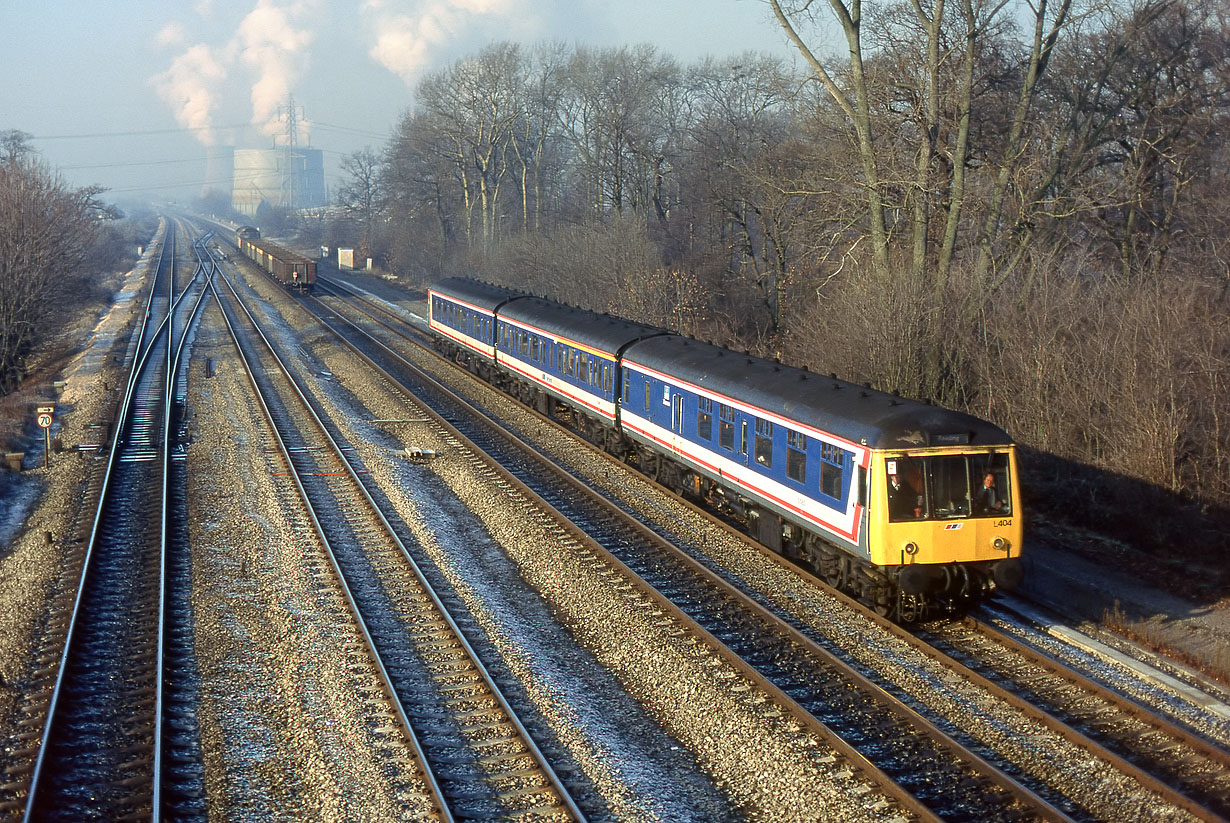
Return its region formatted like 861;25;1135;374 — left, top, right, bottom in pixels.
427;277;1024;620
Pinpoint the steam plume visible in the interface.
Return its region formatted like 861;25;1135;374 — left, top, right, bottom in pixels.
152;41;227;147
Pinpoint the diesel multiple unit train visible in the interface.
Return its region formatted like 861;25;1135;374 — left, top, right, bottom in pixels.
428;277;1024;620
236;226;316;290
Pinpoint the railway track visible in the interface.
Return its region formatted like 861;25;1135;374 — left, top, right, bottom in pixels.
6;222;214;820
208;262;585;821
916;611;1230;820
307;271;1230;822
294;275;1083;822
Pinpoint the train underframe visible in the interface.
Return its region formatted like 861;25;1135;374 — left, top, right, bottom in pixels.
439;341;1002;621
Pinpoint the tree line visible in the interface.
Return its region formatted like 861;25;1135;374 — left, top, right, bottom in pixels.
326;0;1228;547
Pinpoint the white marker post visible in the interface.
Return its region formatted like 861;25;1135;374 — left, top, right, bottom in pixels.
36;406;53;468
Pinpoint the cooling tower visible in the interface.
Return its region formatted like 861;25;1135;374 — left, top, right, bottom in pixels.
231;147;326;217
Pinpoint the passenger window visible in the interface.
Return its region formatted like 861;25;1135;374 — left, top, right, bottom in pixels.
718;404;735;450
819;442;846;500
820;463;842;499
697;397;713;440
786;430;806;483
754;419;773;468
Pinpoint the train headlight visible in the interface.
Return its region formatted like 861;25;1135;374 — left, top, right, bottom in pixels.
992;536;1009;552
904;541;919;555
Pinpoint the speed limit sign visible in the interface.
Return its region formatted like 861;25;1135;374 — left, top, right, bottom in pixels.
37;412;52;429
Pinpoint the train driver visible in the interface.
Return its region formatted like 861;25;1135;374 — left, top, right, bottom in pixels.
976;472;1007;514
887;463;923;520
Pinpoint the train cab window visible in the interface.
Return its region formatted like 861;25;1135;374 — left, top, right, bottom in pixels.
887;452;1012;521
754;419;773;467
697;397;713;440
718;404;735;450
887;456;925;521
786;430;806;483
974;453;1012;517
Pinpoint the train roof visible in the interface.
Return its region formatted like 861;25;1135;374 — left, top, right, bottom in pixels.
430;277;528;314
499;297;670;358
623;335;1013;450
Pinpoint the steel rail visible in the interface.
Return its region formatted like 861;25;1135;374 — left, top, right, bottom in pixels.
303;285;1059;823
216;241;587;823
316;278;1227;822
210;261;454;820
21;224;175;820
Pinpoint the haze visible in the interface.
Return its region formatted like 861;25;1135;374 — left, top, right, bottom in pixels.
2;0;796;206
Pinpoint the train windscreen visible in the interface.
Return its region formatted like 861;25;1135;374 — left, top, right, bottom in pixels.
887;452;1011;522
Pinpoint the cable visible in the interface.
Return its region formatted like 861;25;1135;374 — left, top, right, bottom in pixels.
32;123;251;140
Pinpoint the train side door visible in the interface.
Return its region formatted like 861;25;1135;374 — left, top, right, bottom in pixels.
671;394;684;434
740;419;750;466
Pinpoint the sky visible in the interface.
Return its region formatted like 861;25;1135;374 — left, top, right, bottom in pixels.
2;0;802;206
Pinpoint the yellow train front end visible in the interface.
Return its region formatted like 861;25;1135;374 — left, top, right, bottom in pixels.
868;446;1024;616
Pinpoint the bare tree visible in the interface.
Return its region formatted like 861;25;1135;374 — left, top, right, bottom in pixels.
1079;0;1228;280
0;154;105;392
769;0;1082;290
1;130;34;165
335;147;383;260
510;43;570;234
557;45;681;221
